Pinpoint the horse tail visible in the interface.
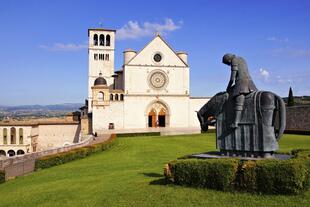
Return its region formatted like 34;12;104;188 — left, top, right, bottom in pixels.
275;94;286;140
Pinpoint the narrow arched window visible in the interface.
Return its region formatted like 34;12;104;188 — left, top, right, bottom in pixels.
93;34;98;46
115;94;119;101
105;54;109;61
106;35;111;46
19;128;23;144
98;92;104;101
110;94;114;101
10;127;16;144
120;94;124;101
3;128;7;145
99;34;105;46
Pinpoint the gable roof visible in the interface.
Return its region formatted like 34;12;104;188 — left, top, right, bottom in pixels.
126;34;188;67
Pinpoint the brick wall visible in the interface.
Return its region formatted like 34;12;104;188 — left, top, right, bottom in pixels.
286;105;310;132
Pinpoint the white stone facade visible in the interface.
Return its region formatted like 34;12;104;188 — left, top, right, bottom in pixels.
88;28;209;133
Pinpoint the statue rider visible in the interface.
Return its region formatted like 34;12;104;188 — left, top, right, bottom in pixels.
222;54;258;128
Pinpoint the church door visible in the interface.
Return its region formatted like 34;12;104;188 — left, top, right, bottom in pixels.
158;108;166;127
148;109;156;127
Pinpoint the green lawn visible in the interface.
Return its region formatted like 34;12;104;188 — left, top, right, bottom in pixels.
0;133;310;207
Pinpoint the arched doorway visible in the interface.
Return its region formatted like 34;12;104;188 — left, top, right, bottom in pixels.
7;150;15;157
146;101;169;128
158;108;166;127
17;150;25;155
0;150;6;157
148;109;156;127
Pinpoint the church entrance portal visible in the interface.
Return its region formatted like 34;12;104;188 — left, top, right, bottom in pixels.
146;102;169;127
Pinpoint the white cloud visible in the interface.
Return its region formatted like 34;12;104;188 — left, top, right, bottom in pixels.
267;37;289;43
259;68;270;80
116;18;182;40
272;47;310;58
39;43;87;52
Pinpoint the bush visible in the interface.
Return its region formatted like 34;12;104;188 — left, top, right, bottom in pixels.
0;171;5;184
170;159;238;191
166;149;310;194
35;135;116;170
116;132;160;138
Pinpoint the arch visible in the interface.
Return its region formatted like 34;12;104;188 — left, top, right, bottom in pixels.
63;142;71;147
145;100;170;127
110;94;114;101
17;150;25;155
19;128;23;144
148;109;156;127
93;34;98;46
10;127;16;144
120;94;124;101
7;150;15;157
99;34;105;46
3;128;7;144
106;35;111;46
0;150;6;156
115;94;119;101
98;92;104;101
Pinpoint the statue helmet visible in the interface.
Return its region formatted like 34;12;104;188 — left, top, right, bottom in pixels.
222;53;236;65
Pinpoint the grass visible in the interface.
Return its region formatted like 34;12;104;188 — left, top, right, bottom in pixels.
0;133;310;207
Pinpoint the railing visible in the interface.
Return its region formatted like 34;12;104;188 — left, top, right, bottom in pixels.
0;135;93;170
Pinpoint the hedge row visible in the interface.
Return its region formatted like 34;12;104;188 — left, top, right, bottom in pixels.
35;134;116;170
116;132;160;138
165;149;310;194
0;170;5;184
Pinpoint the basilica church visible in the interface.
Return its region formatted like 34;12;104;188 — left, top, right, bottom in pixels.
82;28;209;134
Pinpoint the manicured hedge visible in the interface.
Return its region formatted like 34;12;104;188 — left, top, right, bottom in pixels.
0;170;5;184
169;159;238;191
116;132;160;138
35;135;116;170
165;149;310;194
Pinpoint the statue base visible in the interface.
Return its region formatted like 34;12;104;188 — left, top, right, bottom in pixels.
189;151;292;161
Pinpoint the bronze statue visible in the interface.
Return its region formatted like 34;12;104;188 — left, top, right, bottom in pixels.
197;54;286;158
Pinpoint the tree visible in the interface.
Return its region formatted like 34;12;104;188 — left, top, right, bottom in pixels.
288;86;294;106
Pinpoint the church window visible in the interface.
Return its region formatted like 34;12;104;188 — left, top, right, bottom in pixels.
153;53;162;62
99;34;105;46
98;92;104;101
19;128;23;144
105;54;109;61
120;94;124;101
93;34;98;46
106;35;111;46
110;94;113;101
10;127;16;144
115;94;119;101
94;54;98;60
3;128;7;145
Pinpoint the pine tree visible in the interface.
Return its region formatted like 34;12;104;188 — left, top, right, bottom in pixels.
288;86;294;106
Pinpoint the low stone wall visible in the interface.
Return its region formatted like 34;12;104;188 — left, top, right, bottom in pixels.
0;136;93;180
286;105;310;132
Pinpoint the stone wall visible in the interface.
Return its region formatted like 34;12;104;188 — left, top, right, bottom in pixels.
286;105;310;132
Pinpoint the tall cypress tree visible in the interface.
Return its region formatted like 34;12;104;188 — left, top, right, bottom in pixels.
288;86;294;106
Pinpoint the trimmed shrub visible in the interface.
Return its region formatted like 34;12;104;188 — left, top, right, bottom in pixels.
170;159;238;191
35;135;116;170
116;132;160;138
167;149;310;194
0;170;5;184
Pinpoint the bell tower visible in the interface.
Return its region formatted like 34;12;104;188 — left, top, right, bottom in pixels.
88;28;116;111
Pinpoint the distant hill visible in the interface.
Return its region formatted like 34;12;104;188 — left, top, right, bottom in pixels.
283;96;310;106
0;103;84;120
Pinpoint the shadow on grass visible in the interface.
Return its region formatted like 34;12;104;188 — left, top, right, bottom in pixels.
141;172;163;178
149;178;169;185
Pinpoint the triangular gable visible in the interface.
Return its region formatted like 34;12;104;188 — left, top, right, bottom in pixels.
126;35;188;67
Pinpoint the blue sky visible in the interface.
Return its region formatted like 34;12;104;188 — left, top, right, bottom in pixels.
0;0;310;105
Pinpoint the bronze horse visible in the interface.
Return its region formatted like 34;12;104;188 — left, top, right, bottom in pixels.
197;91;286;157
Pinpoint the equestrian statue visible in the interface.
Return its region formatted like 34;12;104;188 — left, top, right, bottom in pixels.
197;54;286;158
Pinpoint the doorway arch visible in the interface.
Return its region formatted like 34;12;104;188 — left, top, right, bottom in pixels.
7;150;15;157
146;100;170;128
0;150;6;157
17;150;25;155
